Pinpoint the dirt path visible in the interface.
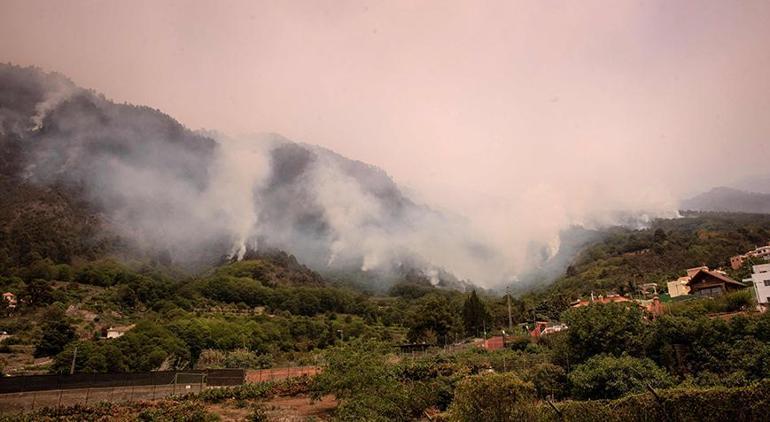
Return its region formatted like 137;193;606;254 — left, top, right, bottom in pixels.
264;395;336;421
205;395;336;421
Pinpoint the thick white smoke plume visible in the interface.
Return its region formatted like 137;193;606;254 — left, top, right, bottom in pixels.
4;64;681;288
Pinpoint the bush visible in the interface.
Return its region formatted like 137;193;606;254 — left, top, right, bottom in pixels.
540;379;770;422
311;339;417;421
507;336;531;351
568;354;674;400
448;372;537;422
531;363;567;399
561;303;646;364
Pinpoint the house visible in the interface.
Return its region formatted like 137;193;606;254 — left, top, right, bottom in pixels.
731;255;745;270
529;321;568;338
687;269;746;298
104;324;135;339
482;336;505;350
750;264;770;307
2;292;16;309
639;296;664;317
667;266;709;298
730;243;770;269
667;276;691;297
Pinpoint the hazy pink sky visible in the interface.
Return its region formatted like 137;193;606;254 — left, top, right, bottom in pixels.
2;0;770;244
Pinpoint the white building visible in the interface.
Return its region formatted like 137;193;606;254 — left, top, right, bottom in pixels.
666;267;708;298
750;264;770;306
105;324;135;339
667;276;691;298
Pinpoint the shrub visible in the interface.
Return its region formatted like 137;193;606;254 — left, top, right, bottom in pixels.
531;363;567;399
561;303;646;364
311;339;417;421
568;354;674;400
448;372;537;422
540;379;770;422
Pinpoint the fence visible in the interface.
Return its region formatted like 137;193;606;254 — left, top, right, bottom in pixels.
0;369;244;394
0;366;318;414
0;369;244;414
245;366;319;383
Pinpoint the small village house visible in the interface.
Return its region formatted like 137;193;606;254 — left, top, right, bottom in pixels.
529;321;568;338
2;292;16;309
750;263;770;307
103;324;135;339
730;243;770;270
686;269;746;298
667;277;691;297
482;335;505;350
667;266;709;298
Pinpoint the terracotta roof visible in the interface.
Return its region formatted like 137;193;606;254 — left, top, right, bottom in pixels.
686;270;746;288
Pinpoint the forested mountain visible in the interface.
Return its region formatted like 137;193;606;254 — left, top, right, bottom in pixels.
0;64;487;288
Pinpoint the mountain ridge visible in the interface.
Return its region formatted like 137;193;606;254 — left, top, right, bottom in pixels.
0;63;483;289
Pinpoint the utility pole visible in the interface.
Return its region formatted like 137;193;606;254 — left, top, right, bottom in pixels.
506;286;513;333
69;346;78;375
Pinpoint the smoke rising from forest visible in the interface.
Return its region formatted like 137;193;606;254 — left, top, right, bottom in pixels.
3;1;770;287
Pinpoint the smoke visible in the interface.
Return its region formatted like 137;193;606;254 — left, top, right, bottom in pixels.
4;2;770;289
2;63;684;288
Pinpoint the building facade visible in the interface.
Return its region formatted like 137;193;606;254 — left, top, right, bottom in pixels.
667;266;708;298
687;269;746;298
730;244;770;270
751;264;770;306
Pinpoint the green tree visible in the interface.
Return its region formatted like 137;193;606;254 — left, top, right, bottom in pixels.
20;279;54;308
407;294;463;344
462;290;490;337
561;303;646;363
34;311;76;358
311;339;415;421
568;354;674;400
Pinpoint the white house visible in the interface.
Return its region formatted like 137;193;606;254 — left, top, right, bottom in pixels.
105;324;135;339
750;264;770;307
667;276;691;298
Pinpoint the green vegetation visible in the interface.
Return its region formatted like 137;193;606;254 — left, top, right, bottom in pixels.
2;211;770;419
524;212;770;319
567;354;674;400
448;372;537;421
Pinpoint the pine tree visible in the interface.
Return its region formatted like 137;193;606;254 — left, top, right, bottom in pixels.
462;290;490;337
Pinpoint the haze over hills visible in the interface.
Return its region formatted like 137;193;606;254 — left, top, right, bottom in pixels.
681;186;770;214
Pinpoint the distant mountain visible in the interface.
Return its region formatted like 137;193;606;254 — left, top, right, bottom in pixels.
0;64;484;288
730;174;770;195
681;187;770;214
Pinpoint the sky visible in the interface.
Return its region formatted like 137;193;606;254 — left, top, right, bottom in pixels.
2;0;770;281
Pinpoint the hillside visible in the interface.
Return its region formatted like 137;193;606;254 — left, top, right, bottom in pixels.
0;64;485;286
523;211;770;318
681;186;770;214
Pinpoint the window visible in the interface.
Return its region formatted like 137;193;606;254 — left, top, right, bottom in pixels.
765;280;770;287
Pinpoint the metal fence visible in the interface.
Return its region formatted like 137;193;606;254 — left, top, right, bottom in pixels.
0;369;245;394
0;369;245;414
